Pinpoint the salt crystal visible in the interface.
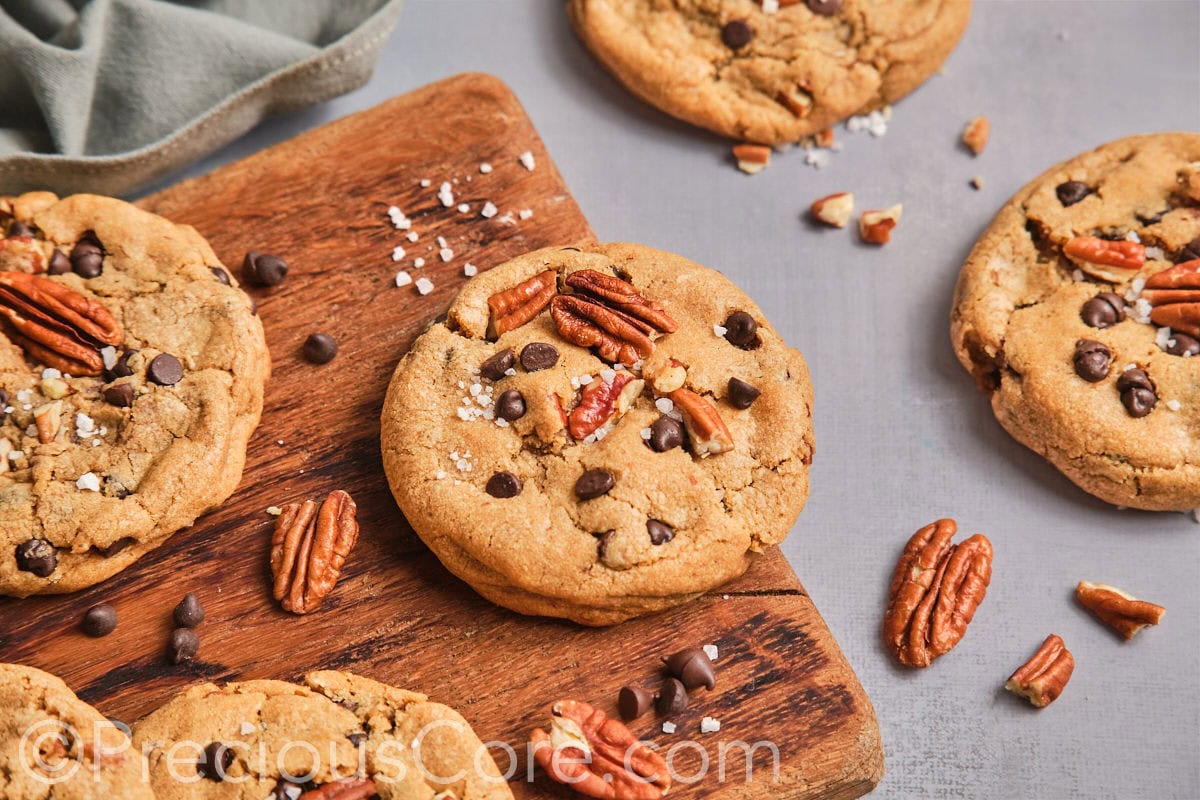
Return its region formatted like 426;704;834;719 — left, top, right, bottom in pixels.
395;271;412;287
1157;327;1172;350
1166;399;1182;411
419;179;431;187
662;722;677;734
437;236;449;248
1145;246;1165;261
1124;230;1141;243
240;722;256;735
480;162;493;174
392;246;406;261
440;248;454;262
640;428;652;440
495;417;509;428
703;644;718;660
481;202;499;219
101;346;118;371
578;374;593;385
519;151;536;171
464;263;478;277
413;257;426;268
457;203;470;213
700;717;721;734
713;324;727;337
761;0;778;12
655;398;674;414
438;182;455;207
415;277;434;295
407;231;419;243
75;472;101;492
518;208;534;220
41;368;61;380
600;369;616;384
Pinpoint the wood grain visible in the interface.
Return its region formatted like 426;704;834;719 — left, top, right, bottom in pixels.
0;74;882;799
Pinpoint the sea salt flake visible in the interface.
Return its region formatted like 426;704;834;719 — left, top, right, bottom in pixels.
480;162;493;174
407;231;419;243
1157;327;1172;350
392;246;406;261
439;248;454;262
101;346;118;371
76;472;101;492
438;182;455;207
703;644;719;660
1166;399;1182;411
518;208;534;220
437;236;448;248
662;722;677;734
655;398;674;414
419;179;431;187
519;151;536;171
1145;246;1165;261
481;202;499;219
700;717;721;734
713;324;727;337
761;0;778;12
1124;230;1141;243
395;271;413;287
415;277;434;295
640;428;652;440
41;368;61;380
413;257;426;269
464;263;478;277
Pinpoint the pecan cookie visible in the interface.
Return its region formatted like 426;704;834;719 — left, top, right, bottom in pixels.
567;0;971;145
951;133;1200;511
0;192;269;596
0;662;156;799
131;671;512;799
381;243;814;625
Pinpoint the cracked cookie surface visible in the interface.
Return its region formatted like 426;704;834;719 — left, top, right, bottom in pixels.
951;133;1200;511
381;243;814;625
0;192;269;597
567;0;970;145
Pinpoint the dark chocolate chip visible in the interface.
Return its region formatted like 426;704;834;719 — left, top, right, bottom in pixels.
520;342;559;372
723;311;759;349
210;267;231;285
480;348;515;381
574;469;614;500
805;0;843;14
727;377;761;409
70;233;104;278
1166;332;1200;357
302;333;338;364
485;471;522;498
720;19;753;48
1179;237;1200;263
82;604;118;637
103;383;134;407
618;686;655;721
663;647;716;691
1055;181;1092;207
647;519;675;546
198;742;233;781
648;416;684;452
242;251;288;286
1080;292;1126;328
1116;368;1156;417
595;530;615;561
174;592;205;628
47;249;71;275
6;220;34;238
0;388;7;408
147;353;183;386
348;732;367;748
93;536;134;557
1137;209;1167;226
168;628;200;664
495;389;526;421
1073;339;1111;383
656;678;689;715
105;349;137;380
15;538;56;577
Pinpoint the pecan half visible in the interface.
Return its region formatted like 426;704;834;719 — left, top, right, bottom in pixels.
298;778;378;800
883;519;993;668
566;271;678;335
270;490;360;615
1063;236;1145;282
667;388;733;456
551;295;654;366
531;699;670;800
487;269;558;339
0;272;122;375
568;373;644;440
1005;634;1074;708
1142;259;1200;338
1075;581;1165;639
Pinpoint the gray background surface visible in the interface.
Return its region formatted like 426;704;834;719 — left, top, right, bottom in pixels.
139;2;1200;798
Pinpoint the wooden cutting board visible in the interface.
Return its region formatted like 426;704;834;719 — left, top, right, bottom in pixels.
0;74;882;800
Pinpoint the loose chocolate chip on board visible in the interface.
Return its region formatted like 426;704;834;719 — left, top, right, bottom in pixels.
47;249;71;274
1080;292;1126;328
480;348;515;380
1166;332;1200;357
70;233;104;278
486;471;522;498
806;0;843;14
1073;339;1111;382
1180;237;1200;263
727;377;761;409
210;267;231;285
1116;368;1157;417
495;389;526;421
103;383;135;407
168;628;200;664
520;342;559;372
302;333;338;364
82;604;118;637
174;593;206;628
723;311;759;349
648;416;684;452
575;469;615;500
147;353;184;386
664;647;717;691
242;251;288;286
656;678;689;715
618;686;655;720
1055;181;1093;207
15;538;56;577
6;220;34;238
198;742;233;782
647;519;675;545
720;19;753;49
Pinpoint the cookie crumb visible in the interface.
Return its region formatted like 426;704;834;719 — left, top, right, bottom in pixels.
395;271;413;287
415;277;434;296
961;116;990;156
970;176;984;190
519;151;536;171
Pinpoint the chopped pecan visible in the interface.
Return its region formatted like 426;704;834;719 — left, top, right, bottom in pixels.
1005;634;1074;708
667;388;733;456
1075;581;1164;639
1063;236;1145;282
565;271;678;335
961;116;990;156
552;295;654;366
811;192;855;228
645;358;686;394
860;205;902;245
270;490;360;615
0;272;122;375
1142;259;1200;338
732;143;771;175
487;269;558;339
568;373;644;440
776;82;813;118
298;778;378;800
0;237;47;273
531;699;670;800
33;401;62;444
883;519;993;668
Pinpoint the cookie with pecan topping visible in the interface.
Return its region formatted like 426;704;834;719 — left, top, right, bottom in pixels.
381;243;814;625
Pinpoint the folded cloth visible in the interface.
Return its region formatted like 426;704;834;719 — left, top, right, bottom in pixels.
0;0;403;196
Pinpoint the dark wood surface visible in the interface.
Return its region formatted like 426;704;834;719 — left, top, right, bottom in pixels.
0;74;882;799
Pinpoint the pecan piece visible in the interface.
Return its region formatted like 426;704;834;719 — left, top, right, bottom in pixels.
270;490;360;615
565;270;678;335
0;237;47;274
883;519;993;668
298;778;378;800
568;373;644;440
0;272;122;375
551;294;654;366
531;699;670;800
1142;259;1200;338
1063;236;1145;282
33;400;62;444
487;269;558;339
667;388;733;456
1075;581;1164;639
1005;634;1074;708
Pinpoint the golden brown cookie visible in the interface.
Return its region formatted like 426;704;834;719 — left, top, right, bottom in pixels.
951;133;1200;511
568;0;971;145
381;243;814;625
0;192;269;597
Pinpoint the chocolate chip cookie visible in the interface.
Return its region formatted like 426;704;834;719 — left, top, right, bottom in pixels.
381;243;814;625
0;192;269;596
0;662;155;799
951;133;1200;511
567;0;971;145
131;671;512;799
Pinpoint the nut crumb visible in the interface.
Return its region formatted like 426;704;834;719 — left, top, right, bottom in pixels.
962;116;990;156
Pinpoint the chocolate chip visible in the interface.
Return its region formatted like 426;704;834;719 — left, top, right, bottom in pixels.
663;647;716;691
15;538;56;577
805;0;843;14
70;233;104;278
495;389;526;421
105;349;137;380
147;353;183;386
723;311;759;349
1080;292;1126;328
1116;368;1157;417
82;604;118;637
174;592;205;628
1166;332;1200;357
656;678;689;715
727;377;761;409
168;628;200;664
648;416;684;452
1055;181;1092;207
595;530;615;561
520;342;559;372
575;469;614;500
618;686;655;721
480;348;515;381
198;742;233;781
6;220;34;238
242;251;288;286
93;536;134;556
210;267;231;285
720;19;753;48
1073;339;1111;382
302;333;338;364
485;471;522;498
47;249;71;274
103;383;134;407
1179;237;1200;263
647;519;675;545
348;732;367;748
0;388;7;408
